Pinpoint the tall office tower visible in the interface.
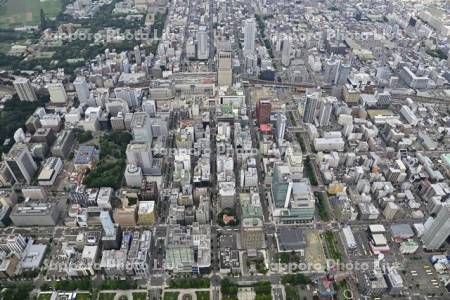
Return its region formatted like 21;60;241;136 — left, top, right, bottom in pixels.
126;142;153;175
197;26;209;60
256;99;271;124
317;97;334;127
115;87;139;108
336;63;351;85
2;143;37;185
142;99;156;117
134;45;142;65
217;51;233;87
243;18;257;56
422;204;450;250
47;82;68;104
281;36;291;67
324;58;340;84
131;112;153;143
303;95;319;123
272;163;293;208
100;211;116;237
13;78;37;102
276;113;287;143
73;76;90;105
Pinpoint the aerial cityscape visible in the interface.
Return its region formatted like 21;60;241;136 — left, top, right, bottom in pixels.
0;0;449;299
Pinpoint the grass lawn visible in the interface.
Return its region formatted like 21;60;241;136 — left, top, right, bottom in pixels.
38;293;52;300
98;293;116;300
196;291;210;300
163;291;179;300
75;293;91;300
324;230;342;261
0;0;41;28
40;0;62;19
132;292;147;300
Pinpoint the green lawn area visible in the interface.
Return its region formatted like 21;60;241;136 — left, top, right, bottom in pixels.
315;191;330;222
98;293;116;300
196;291;210;300
40;0;62;19
38;293;52;300
132;292;147;300
75;293;91;300
163;291;179;300
168;278;210;289
0;0;41;28
305;157;318;186
324;230;342;261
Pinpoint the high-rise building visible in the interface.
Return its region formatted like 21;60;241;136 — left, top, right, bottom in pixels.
217;51;233;87
272;163;293;208
47;82;68;104
422;204;450;250
243;18;256;56
124;164;143;187
276;113;287;143
126;142;154;175
256;100;271;124
0;234;27;254
324;58;340;84
134;45;142;65
73;76;90;105
142;99;156;117
115;87;139;108
13;78;37;102
100;211;116;237
131;112;153;143
336;63;351;85
281;36;291;67
2;143;37;185
197;26;209;60
303;95;318;124
317;97;334;127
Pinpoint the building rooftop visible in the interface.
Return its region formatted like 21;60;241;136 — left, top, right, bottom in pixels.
277;227;306;251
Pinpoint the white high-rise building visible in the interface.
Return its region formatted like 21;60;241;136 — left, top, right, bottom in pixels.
197;26;209;60
243;18;257;56
124;164;143;187
131;112;153;143
281;36;291;67
126;142;153;175
134;45;142;65
422;204;450;250
73;76;90;105
142;99;156;117
13;78;37;102
276;113;287;144
217;51;232;87
317;97;335;127
2;143;37;185
47;82;68;104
